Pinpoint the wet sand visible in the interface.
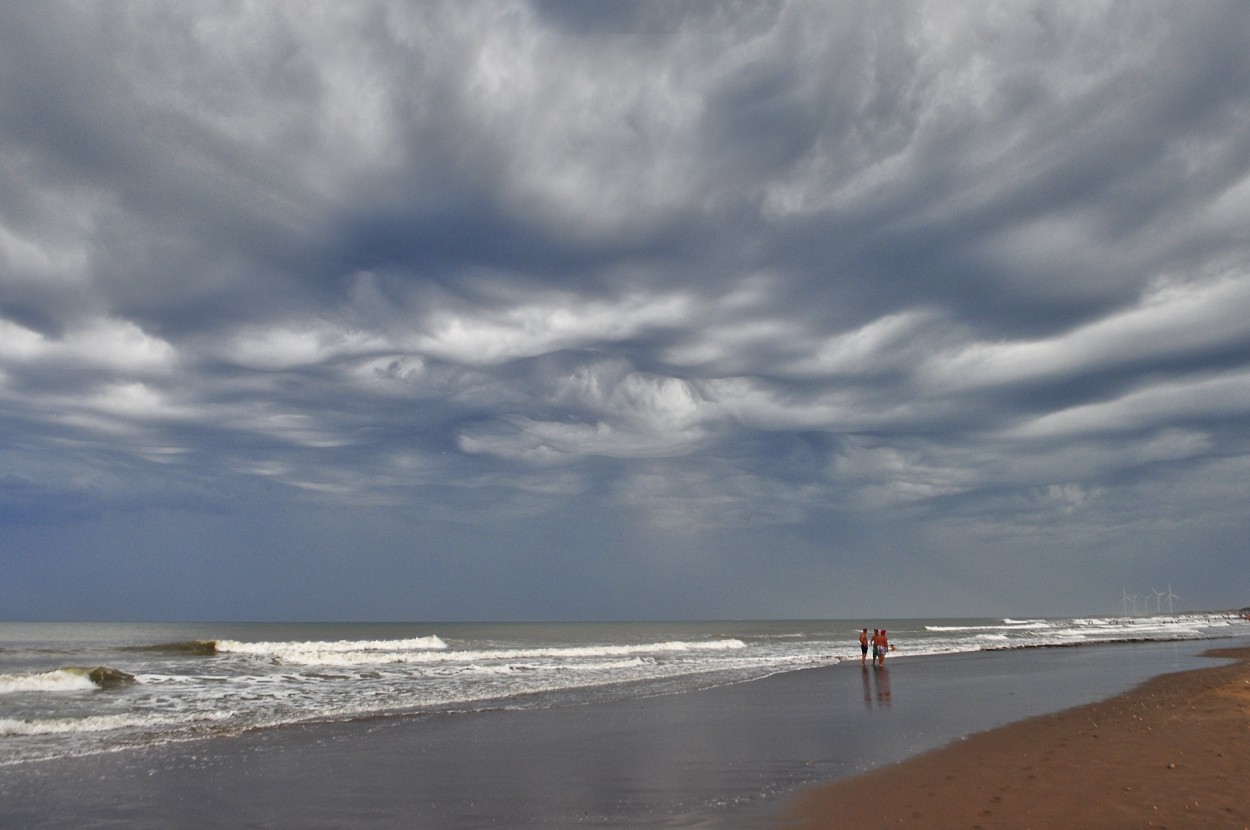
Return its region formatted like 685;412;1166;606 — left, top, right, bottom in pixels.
781;646;1250;830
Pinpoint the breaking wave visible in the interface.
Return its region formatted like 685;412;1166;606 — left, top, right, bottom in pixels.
215;635;447;654
211;637;744;667
922;616;1218;651
125;640;221;655
926;619;1051;632
0;666;136;694
0;709;232;738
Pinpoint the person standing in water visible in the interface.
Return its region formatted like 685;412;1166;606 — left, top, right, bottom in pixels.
873;629;890;667
859;629;869;665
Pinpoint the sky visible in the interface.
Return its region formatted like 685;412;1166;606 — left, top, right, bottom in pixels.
2;1;1249;622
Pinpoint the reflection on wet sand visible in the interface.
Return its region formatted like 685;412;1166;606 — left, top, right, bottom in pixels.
861;665;891;710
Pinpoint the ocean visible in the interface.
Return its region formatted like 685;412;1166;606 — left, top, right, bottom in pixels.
2;614;1243;770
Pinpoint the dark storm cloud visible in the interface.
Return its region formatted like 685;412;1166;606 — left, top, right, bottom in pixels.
3;1;1250;618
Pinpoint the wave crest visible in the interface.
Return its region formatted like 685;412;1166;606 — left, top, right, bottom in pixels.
0;666;136;694
215;635;447;655
0;709;232;738
211;637;745;667
125;640;220;656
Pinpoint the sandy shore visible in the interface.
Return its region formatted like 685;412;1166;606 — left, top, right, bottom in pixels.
781;646;1250;830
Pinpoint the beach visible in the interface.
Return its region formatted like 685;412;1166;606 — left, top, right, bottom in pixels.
3;632;1243;829
782;646;1250;830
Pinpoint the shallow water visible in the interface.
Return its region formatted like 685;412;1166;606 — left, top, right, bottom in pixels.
2;636;1244;829
3;615;1239;768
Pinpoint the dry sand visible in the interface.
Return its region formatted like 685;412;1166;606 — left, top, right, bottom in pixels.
781;646;1250;830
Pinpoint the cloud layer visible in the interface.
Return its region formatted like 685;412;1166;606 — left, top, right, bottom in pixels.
3;1;1250;620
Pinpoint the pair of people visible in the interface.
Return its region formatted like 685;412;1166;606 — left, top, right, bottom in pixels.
859;627;890;667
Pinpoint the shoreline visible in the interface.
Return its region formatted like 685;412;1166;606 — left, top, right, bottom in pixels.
2;637;1242;828
778;646;1250;829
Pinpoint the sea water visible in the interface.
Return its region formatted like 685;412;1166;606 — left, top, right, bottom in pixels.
1;614;1244;768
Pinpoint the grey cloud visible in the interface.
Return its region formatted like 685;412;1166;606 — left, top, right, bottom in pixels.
3;1;1250;619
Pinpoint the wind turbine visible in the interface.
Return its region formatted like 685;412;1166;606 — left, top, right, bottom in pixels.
1121;588;1131;616
1130;594;1141;616
1152;588;1164;615
1166;583;1179;615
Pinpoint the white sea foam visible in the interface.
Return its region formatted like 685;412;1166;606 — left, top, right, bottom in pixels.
0;710;234;737
926;624;1022;632
927;620;1050;632
0;669;98;694
449;657;653;676
215;635;447;656
217;638;747;667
